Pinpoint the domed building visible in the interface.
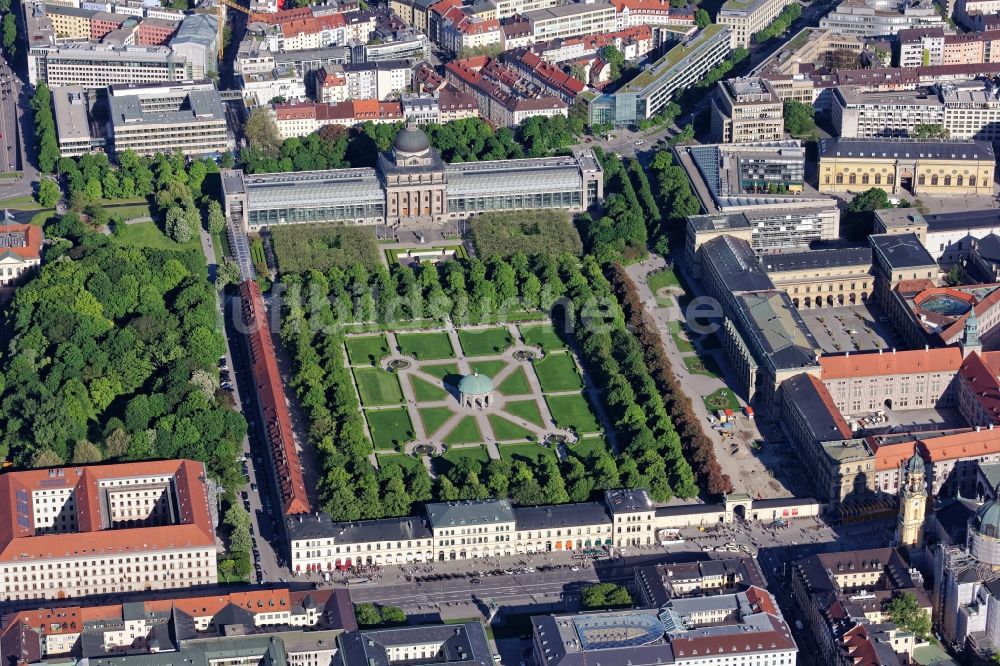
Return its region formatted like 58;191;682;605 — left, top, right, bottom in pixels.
970;488;1000;567
458;372;494;409
378;121;447;223
222;123;605;232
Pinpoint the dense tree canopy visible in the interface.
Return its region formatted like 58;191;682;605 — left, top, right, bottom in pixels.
582;583;633;609
783;100;816;139
0;231;246;491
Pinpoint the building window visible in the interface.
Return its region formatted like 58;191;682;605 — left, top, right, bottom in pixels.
848;173;857;185
931;175;939;185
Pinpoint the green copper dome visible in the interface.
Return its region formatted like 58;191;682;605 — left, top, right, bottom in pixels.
458;372;493;395
907;451;923;474
976;487;1000;539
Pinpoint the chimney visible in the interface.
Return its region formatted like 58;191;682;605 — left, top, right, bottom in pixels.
879;348;883;355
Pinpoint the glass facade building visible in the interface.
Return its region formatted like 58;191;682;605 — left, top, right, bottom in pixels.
223;127;604;231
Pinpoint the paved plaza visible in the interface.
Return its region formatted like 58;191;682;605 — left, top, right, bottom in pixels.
798;303;900;354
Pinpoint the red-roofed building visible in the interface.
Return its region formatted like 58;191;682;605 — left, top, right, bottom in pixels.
0;459;216;602
444;56;568;127
240;280;311;517
819;347;963;413
272;100;404;138
507;49;584;102
0;588;356;660
0;224;42;288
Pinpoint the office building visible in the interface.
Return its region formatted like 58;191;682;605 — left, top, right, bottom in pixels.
107;81;231;157
675;142;841;250
817;137;995;197
711;77;785;144
27;43;187;88
530;586;797;666
717;0;796;48
0;224;43;288
587;24;731;126
793;549;926;665
0;459;216;602
819;0;948;38
222;123;602;231
633;557;766;607
52;86;105;157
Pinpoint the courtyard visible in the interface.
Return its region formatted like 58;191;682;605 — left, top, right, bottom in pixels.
798;303;900;354
345;322;610;470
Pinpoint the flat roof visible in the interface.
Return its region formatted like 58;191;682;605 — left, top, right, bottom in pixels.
688;212;752;233
109;89;226;128
700;235;775;294
870;232;937;269
523;1;614;20
761;246;872;273
52;86;92;142
426;500;515;528
734;290;822;371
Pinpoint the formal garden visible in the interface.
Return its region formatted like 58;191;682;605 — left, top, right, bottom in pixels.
344;321;610;477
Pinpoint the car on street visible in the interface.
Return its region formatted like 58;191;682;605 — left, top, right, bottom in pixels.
634;140;643;146
251;482;257;491
471;578;481;584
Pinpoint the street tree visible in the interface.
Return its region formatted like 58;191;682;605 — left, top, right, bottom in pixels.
886;592;931;640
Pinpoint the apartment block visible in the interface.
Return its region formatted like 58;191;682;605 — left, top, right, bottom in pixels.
0;460;216;603
522;2;617;41
717;0;796;48
107;81;231;157
711;77;784;143
0;588;354;661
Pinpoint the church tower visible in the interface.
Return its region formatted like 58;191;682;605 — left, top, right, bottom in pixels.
962;309;982;357
897;451;928;549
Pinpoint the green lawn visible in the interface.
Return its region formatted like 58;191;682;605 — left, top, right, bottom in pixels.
0;194;43;210
546;394;600;434
419;406;454;437
703;388;740;412
647;268;679;307
497;366;532;396
502;399;544;427
533;353;583;392
410;375;448;402
110;204;152;221
366;408;415;451
353;367;404;406
345;335;390;366
436;445;491;476
488;414;536;442
668;321;694;353
570;436;612;459
211;232;224;266
458;327;513;356
443;416;483;445
468;359;508;378
420;362;460;381
396;331;455;360
123;221;201;251
684;354;720;378
376;453;425;475
499;442;556;465
519;323;566;351
30;211;57;227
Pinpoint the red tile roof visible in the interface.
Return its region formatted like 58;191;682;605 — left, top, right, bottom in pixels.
0;224;42;261
0;460;214;562
240;281;310;515
819;348;963;379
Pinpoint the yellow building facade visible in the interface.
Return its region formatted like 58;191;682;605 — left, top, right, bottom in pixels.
818;138;995;198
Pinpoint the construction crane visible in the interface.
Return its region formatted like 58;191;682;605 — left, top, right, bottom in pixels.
215;0;265;59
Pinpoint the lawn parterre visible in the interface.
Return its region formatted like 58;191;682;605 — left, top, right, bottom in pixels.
488;414;536;442
410;376;448;402
367;408;415;451
458;327;513;356
519;323;566;352
502;399;545;428
420;362;460;380
532;353;583;392
500;442;556;465
443;416;483;445
353;368;404;406
396;331;455;360
496;367;532;396
546;394;601;434
419;406;454;437
346;335;391;366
